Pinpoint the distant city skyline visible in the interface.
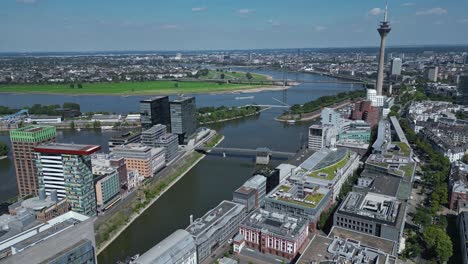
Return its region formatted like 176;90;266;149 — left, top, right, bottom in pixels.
1;0;468;52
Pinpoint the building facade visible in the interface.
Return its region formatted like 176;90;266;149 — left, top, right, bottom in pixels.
243;175;267;207
459;75;468;106
111;144;166;178
93;167;121;211
91;153;128;192
9;125;56;197
351;101;380;127
35;143;100;217
141;124;167;147
170;96;196;144
140;96;171;130
154;133;179;163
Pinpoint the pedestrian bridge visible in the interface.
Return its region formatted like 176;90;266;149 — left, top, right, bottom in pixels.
194;147;296;158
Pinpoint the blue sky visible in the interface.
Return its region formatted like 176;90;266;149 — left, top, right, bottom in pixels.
1;0;467;52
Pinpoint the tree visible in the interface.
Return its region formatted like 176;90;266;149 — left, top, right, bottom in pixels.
0;142;9;157
220;73;225;79
413;207;432;228
463;153;468;164
422;226;453;263
174;82;179;88
62;102;80;111
70;121;75;130
93;120;101;129
69;83;75;89
77;83;83;89
246;72;253;80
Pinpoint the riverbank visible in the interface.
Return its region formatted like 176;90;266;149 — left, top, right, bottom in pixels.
95;132;225;255
276;98;362;122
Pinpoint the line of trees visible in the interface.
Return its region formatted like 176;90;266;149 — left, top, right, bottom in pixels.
288;90;365;115
0;102;81;116
197;105;261;123
0;142;8;157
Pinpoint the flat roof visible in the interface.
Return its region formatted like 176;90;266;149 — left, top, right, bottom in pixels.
35;143;101;155
329;226;397;255
140;96;168;102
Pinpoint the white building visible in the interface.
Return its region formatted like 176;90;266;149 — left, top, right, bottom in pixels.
426;66;439;82
391;58;402;76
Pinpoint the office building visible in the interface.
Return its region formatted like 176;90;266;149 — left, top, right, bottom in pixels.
9;125;56;197
35;143;100;217
426;66;439;82
290;148;360;201
308;124;337;151
390;58;402;76
459;75;468;106
186;200;246;263
93;166;121;211
266;181;332;232
170;96;196;144
253;167;280;194
8;189;69;222
233;186;258;212
154;133;179;163
321;107;345;130
108;131;141;149
239;208;309;261
111;144;165;178
376;3;391;95
298;226;398;264
140;96;171;130
91;153;127;191
135;229;197;264
333;192;406;246
0;212;96;264
243;175;267;207
141;124;167;147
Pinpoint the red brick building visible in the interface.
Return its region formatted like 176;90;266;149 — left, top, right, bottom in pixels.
239;209;309;260
351;100;380;127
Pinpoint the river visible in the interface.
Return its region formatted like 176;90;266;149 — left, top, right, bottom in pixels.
0;68;362;263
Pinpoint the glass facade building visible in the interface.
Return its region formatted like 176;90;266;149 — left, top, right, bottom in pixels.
170;97;196;144
140;96;171;130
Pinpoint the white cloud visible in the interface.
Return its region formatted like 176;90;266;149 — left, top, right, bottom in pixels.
415;7;448;16
313;25;326;32
191;7;207;12
369;8;384;16
458;18;468;24
238;9;255;15
401;2;415;7
160;24;180;30
16;0;38;3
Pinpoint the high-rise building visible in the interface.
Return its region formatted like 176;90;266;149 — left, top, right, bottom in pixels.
111;144;166;178
140;96;171;130
376;3;391;96
458;75;468;106
141;124;167;147
10;125;56;197
170;96;196;144
390;58;402;76
91;153;128;192
308;125;325;151
154;133;179;163
35;143;100;217
351;101;380;127
426;66;439;82
243;175;267;207
93;166;121;211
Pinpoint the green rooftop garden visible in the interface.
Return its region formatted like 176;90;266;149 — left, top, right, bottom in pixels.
278;185;291;192
401;163;415;180
393;141;411;157
308;153;350;180
277;193;324;208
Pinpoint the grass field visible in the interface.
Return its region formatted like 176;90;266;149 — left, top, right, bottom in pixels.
0;80;265;95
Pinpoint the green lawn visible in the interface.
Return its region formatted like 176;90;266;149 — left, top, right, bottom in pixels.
400;163;415;179
0;81;264;95
393;142;411;157
308;153;350;180
278;185;291;192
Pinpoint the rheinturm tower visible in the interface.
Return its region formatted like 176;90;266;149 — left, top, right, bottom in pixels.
376;3;391;96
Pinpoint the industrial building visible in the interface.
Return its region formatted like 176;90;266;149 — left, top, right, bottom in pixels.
238;208;309;261
135;229;197;264
35;143;100;217
140;96;171;130
170;96;196;144
8;189;69;222
186;200;246;263
9;125;56;197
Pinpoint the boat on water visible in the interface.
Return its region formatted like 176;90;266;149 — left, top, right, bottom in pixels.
287;120;296;124
235;96;254;100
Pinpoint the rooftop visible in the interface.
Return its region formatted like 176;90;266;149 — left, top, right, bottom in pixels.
186;200;244;238
140;96;168;103
241;208;307;241
269;183;330;209
339;192;403;225
34;143;101;155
